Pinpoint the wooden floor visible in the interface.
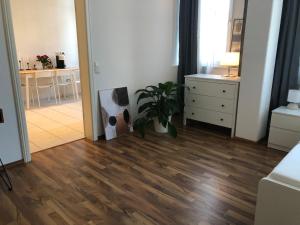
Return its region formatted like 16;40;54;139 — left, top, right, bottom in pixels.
0;126;285;225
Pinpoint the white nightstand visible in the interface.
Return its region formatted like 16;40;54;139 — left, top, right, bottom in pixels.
268;106;300;151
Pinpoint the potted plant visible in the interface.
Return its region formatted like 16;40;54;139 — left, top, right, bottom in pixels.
134;81;179;138
36;55;53;69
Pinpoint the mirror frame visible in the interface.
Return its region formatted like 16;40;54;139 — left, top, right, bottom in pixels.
238;0;248;77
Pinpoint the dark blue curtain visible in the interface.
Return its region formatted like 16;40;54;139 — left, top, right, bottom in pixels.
270;0;300;110
177;0;199;106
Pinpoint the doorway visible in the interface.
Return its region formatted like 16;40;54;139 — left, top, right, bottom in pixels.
9;0;85;153
1;0;96;161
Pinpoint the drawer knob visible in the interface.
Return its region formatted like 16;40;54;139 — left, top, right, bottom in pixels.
221;104;225;108
192;99;196;103
192;112;195;115
193;86;196;89
220;118;224;121
222;90;226;93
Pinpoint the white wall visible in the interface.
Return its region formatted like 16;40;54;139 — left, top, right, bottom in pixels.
235;0;283;141
0;4;23;165
10;0;78;68
88;0;178;136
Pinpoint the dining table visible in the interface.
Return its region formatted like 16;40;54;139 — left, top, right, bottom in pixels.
19;68;79;109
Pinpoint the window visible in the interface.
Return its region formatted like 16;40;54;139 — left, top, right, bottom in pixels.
198;0;231;72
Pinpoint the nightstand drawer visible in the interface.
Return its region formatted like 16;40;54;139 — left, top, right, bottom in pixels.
269;127;300;149
185;80;236;99
185;107;232;128
185;94;234;114
271;113;300;132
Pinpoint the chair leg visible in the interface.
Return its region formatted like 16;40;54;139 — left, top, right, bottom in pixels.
58;86;61;103
30;89;35;106
51;77;58;104
75;83;79;100
56;77;61;103
36;88;41;107
35;86;41;107
53;86;58;104
72;74;79;100
35;80;41;107
48;87;51;101
72;83;76;101
63;86;66;100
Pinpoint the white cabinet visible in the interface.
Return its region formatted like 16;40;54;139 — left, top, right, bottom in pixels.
268;107;300;151
184;74;240;137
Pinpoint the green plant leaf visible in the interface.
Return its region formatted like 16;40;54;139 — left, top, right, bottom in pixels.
138;102;154;114
135;89;146;94
145;110;157;118
137;92;151;104
158;83;165;90
145;85;159;91
168;122;177;138
133;117;154;138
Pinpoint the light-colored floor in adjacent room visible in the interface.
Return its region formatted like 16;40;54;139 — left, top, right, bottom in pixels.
25;100;84;153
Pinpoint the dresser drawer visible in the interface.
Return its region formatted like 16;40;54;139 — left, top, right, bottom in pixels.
185;79;236;99
269;127;300;149
185;94;234;114
271;113;300;132
185;107;232;128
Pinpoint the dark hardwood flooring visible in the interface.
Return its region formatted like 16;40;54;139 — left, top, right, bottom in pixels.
0;126;285;225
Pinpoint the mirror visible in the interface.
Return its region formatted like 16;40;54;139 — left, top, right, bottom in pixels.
198;0;247;77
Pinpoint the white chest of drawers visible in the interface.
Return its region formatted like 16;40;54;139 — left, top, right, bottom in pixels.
184;74;240;137
268;107;300;152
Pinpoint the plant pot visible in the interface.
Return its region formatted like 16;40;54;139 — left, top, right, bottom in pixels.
153;116;171;133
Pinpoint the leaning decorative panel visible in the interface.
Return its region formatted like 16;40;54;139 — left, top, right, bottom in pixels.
99;87;132;140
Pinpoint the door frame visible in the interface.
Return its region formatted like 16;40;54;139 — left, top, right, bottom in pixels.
1;0;97;163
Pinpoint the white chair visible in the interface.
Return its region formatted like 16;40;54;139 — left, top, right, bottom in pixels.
72;69;81;99
20;78;36;108
33;71;57;107
55;70;76;103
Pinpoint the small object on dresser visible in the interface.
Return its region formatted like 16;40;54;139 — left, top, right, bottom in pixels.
287;89;300;110
36;55;53;69
56;52;66;69
26;62;30;70
220;52;240;77
18;60;23;70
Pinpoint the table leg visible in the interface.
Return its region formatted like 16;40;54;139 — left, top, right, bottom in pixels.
26;76;30;110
